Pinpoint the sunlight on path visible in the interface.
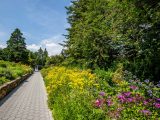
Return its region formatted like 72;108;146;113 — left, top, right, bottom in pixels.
0;72;53;120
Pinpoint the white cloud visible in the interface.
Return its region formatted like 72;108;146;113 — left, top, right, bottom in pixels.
27;35;64;56
27;44;41;51
0;43;6;49
41;35;63;56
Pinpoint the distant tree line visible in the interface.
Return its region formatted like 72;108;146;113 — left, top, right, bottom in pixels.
0;28;48;69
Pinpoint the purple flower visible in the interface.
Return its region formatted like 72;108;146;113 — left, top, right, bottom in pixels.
144;79;150;83
127;97;134;103
156;98;160;102
154;103;160;108
99;92;105;96
106;99;113;106
123;92;131;97
140;110;152;115
130;85;138;90
143;100;149;105
117;94;126;103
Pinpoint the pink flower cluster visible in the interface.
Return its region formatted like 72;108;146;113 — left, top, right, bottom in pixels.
94;92;113;108
94;99;105;108
154;98;160;108
117;92;144;103
130;85;138;90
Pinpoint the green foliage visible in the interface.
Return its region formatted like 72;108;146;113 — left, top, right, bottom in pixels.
94;68;114;87
45;54;64;67
63;0;160;82
0;28;49;69
0;60;32;86
34;47;49;68
41;66;107;120
64;0;118;69
6;28;29;63
0;77;9;86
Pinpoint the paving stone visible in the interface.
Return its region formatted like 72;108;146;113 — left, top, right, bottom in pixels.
0;72;53;120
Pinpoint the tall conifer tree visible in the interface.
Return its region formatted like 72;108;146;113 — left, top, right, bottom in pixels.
6;28;28;63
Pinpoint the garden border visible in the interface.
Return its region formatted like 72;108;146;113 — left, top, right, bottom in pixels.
0;72;33;100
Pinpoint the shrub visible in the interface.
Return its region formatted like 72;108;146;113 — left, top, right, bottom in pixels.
0;60;32;86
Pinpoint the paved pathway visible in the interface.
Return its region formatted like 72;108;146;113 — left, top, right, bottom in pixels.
0;72;53;120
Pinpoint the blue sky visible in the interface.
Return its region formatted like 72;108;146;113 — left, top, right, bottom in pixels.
0;0;71;56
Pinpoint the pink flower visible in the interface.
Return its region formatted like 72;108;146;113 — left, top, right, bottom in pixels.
154;103;160;108
94;99;104;108
95;99;101;107
143;100;149;105
130;85;138;90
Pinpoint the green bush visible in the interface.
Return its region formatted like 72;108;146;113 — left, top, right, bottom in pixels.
0;60;32;86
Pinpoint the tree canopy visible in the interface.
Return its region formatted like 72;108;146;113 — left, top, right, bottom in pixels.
62;0;160;81
6;28;28;63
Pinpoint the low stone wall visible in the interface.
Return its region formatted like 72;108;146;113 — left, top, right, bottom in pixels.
0;73;32;100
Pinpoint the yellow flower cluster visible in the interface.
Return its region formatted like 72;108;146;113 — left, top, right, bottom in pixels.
43;67;97;94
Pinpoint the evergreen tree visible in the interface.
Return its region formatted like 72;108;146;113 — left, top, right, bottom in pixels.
44;48;48;59
6;28;28;63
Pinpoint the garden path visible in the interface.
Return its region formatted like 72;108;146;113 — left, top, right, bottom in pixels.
0;72;53;120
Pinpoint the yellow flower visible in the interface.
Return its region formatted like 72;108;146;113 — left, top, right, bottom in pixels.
42;66;97;93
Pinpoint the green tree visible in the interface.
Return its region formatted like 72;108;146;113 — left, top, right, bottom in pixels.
64;0;117;69
28;50;36;67
6;28;28;63
34;47;48;68
64;0;160;81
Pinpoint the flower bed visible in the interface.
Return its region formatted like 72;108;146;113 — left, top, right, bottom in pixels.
42;66;160;120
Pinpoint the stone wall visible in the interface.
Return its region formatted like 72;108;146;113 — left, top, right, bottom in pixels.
0;73;32;100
